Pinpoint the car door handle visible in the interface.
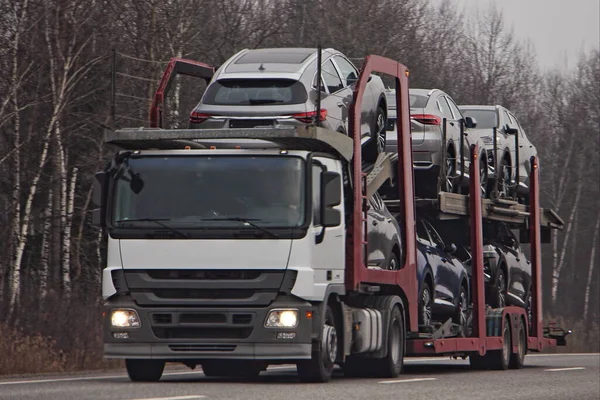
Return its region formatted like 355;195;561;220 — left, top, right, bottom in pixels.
372;220;378;226
516;257;520;261
337;102;344;107
386;218;392;223
441;258;448;263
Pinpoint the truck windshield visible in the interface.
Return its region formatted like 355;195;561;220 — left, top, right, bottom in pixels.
112;155;306;229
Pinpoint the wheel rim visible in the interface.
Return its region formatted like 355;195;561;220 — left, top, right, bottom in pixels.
376;113;386;153
502;323;510;364
501;163;511;195
459;290;468;331
497;271;506;307
322;315;337;366
389;256;398;271
390;317;401;365
421;287;432;325
518;323;526;360
445;154;455;192
526;292;533;330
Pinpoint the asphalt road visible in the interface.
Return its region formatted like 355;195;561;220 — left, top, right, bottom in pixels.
0;354;598;400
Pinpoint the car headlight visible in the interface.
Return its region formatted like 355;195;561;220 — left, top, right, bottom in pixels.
264;309;298;328
110;309;141;328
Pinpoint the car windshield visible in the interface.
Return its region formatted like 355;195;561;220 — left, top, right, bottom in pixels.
112;155;306;228
460;109;498;129
202;78;308;105
385;92;429;109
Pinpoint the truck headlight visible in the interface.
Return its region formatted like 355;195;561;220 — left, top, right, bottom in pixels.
110;309;141;328
265;309;298;328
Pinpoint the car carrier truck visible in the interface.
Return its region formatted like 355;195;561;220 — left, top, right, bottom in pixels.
93;54;569;383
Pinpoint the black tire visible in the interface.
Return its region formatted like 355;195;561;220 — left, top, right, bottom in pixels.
370;306;405;378
490;267;507;308
418;281;433;327
125;359;165;382
297;305;338;383
363;106;386;164
509;318;527;369
469;317;511;370
453;284;470;337
202;361;263;378
493;317;512;370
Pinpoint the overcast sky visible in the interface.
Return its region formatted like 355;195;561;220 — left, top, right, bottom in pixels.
445;0;600;70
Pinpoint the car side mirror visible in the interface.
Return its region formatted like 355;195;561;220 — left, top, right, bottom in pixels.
505;124;518;134
444;243;457;254
321;171;341;227
464;116;477;129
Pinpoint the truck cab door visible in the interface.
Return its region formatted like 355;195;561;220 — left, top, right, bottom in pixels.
308;157;346;288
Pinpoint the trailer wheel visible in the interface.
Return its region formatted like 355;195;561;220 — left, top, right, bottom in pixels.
509;318;527;369
469;317;511;370
297;305;338;383
125;359;165;382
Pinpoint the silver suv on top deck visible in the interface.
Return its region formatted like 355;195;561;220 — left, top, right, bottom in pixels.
188;47;389;163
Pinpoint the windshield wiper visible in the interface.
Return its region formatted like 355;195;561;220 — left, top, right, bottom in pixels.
115;218;189;239
201;217;280;238
248;99;284;105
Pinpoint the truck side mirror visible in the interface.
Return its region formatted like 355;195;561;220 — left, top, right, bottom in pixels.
321;171;341;227
92;171;107;227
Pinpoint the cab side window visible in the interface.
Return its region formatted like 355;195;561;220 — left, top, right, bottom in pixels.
312;165;322;226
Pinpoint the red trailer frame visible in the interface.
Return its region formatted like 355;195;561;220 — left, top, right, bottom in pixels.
144;52;568;360
347;56;419;332
149;57;214;128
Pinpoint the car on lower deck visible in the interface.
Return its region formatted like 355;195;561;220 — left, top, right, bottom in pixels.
415;217;471;336
384;88;490;199
458;104;538;202
437;220;533;330
188;47;388;163
366;192;403;270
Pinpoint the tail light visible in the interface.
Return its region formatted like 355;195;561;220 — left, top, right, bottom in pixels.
290;109;327;124
411;114;441;125
189;111;215;124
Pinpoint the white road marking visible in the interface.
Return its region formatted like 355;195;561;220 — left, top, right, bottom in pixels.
528;353;599;357
125;396;206;400
0;365;297;386
379;377;437;384
544;367;586;372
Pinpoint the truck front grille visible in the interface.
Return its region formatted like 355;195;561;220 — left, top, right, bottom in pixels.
153;327;252;339
169;344;237;352
122;269;296;307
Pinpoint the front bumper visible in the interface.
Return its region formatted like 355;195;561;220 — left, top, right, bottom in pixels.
103;295;314;361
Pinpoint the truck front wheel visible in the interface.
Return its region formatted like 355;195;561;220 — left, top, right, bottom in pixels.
297;305;338;383
125;359;165;382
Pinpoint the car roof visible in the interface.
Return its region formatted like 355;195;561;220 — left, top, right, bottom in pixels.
219;47;338;76
458;105;500;111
